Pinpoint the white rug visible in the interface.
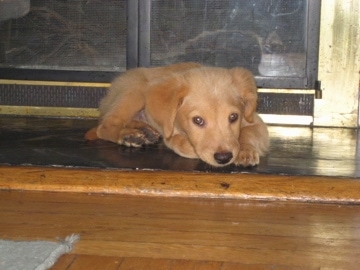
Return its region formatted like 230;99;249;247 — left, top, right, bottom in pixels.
0;234;79;270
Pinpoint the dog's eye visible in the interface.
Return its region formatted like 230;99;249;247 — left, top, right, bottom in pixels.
229;113;239;123
192;116;205;127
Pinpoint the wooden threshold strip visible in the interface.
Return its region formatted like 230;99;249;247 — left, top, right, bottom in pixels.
0;166;359;204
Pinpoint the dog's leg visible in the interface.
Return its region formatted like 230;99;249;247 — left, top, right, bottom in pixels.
118;120;161;147
235;116;269;167
96;91;146;144
164;134;198;159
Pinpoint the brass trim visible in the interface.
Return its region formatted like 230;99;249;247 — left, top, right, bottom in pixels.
0;106;99;118
0;79;110;88
258;89;315;94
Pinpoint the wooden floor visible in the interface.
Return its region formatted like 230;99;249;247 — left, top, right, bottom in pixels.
1;190;359;269
1;116;360;269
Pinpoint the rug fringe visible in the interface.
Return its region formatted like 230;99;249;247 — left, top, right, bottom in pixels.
35;234;80;270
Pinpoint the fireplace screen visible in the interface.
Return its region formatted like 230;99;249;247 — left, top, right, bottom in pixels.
152;1;305;74
0;0;320;89
148;0;320;88
0;0;127;78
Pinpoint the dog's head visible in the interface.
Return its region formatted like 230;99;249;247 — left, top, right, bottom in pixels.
146;66;258;167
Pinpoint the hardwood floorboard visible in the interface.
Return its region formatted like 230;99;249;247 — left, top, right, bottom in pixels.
219;262;314;270
118;257;173;270
66;254;122;270
52;255;317;270
51;254;76;270
168;260;222;270
1;190;359;269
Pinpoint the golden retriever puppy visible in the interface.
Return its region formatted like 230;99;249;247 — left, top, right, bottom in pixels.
85;62;269;167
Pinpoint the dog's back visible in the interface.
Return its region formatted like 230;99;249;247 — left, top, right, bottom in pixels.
99;62;201;117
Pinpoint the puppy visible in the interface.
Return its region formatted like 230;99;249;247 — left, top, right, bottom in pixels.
85;62;269;167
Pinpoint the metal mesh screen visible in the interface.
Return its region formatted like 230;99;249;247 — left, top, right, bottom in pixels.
0;83;314;115
0;84;106;108
150;0;306;77
0;0;127;72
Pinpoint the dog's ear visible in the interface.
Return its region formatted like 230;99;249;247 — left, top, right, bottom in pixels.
230;68;258;123
146;75;189;139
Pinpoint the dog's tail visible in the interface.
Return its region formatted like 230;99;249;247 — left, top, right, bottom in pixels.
84;127;99;140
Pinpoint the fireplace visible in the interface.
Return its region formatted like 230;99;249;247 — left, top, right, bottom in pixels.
0;0;321;118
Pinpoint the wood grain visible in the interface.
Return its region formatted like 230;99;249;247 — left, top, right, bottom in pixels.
53;255;309;270
0;190;358;269
1;166;360;204
66;255;122;270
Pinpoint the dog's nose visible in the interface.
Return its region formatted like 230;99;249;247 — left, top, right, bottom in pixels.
214;152;233;165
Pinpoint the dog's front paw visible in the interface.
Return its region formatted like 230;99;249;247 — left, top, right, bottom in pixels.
234;144;260;167
119;126;161;147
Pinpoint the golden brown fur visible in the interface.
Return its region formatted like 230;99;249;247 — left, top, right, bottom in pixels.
85;62;269;167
